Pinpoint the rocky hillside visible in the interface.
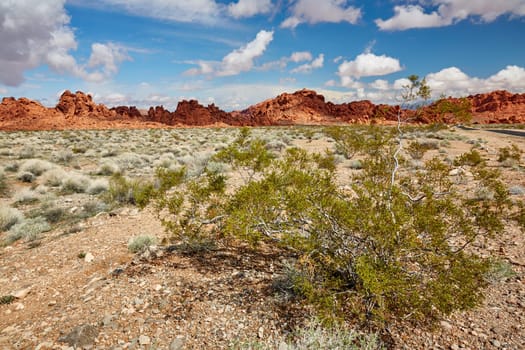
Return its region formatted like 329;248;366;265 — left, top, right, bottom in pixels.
0;89;524;130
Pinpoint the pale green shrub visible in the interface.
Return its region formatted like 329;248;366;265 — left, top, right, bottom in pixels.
509;185;525;196
95;161;120;176
61;173;92;193
87;179;109;195
13;188;40;205
7;216;50;242
286;320;383;350
128;235;157;253
53;150;74;164
42;168;67;187
0;206;24;231
20;159;55;176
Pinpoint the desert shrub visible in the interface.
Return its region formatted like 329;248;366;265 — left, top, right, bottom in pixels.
20;159;55;176
53;150;74;164
80;200;109;218
128;234;157;253
41;206;66;224
285;320;383;350
406;140;439;160
13;188;40;205
177;152;213;177
497;144;522;166
95;161;120;176
348;159;363;170
509;185;525;196
4;162;19;173
485;259;517;283
42;168;67;187
206;160;231;174
0;148;12;156
0;295;15;305
61;173;92;193
18;146;36;159
101;148;118;157
325;127;366;159
0;170;8;196
87;179;109;195
151;127;508;326
116;152;145;170
0;206;24;231
17;171;36;183
105;173;154;208
454;149;484;166
7;216;50;243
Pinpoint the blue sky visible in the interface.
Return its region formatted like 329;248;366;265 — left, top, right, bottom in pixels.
1;0;524;110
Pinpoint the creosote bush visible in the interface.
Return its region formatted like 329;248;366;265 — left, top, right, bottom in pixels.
148;127;510;327
497;144;522;167
105;173;154;208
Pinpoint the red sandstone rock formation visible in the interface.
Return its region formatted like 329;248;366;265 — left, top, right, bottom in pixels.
56;90;115;119
111;106;143;119
239;89;400;125
0;89;524;130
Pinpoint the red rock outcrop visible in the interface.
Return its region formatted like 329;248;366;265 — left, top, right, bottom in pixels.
238;89;401;125
1;89;524;130
417;90;525;124
147;100;240;126
111;106;143;119
172;100;231;126
468;90;525;124
56;90;115;119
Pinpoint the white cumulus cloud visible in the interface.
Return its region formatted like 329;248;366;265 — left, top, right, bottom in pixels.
291;54;324;74
281;0;361;29
290;51;313;63
228;0;272;18
185;30;274;77
338;52;403;81
0;0;129;86
426;65;525;96
377;0;525;31
370;79;390;91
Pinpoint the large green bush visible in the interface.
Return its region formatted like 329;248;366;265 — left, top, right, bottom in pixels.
149;127;509;326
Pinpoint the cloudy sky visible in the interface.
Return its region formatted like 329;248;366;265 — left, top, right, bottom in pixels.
1;0;524;110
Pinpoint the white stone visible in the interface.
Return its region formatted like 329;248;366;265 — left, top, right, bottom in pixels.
139;335;151;345
84;252;94;263
12;286;31;299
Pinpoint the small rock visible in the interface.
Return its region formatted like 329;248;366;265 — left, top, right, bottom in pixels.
48;300;57;306
450;344;460;350
58;324;99;348
35;342;54;350
170;337;185;350
12;286;31;299
138;335;151;345
84;253;94;263
154;284;162;292
14;302;24;311
258;326;264;339
440;320;453;331
491;339;501;347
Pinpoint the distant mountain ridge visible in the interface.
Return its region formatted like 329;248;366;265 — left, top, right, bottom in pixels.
0;89;524;130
